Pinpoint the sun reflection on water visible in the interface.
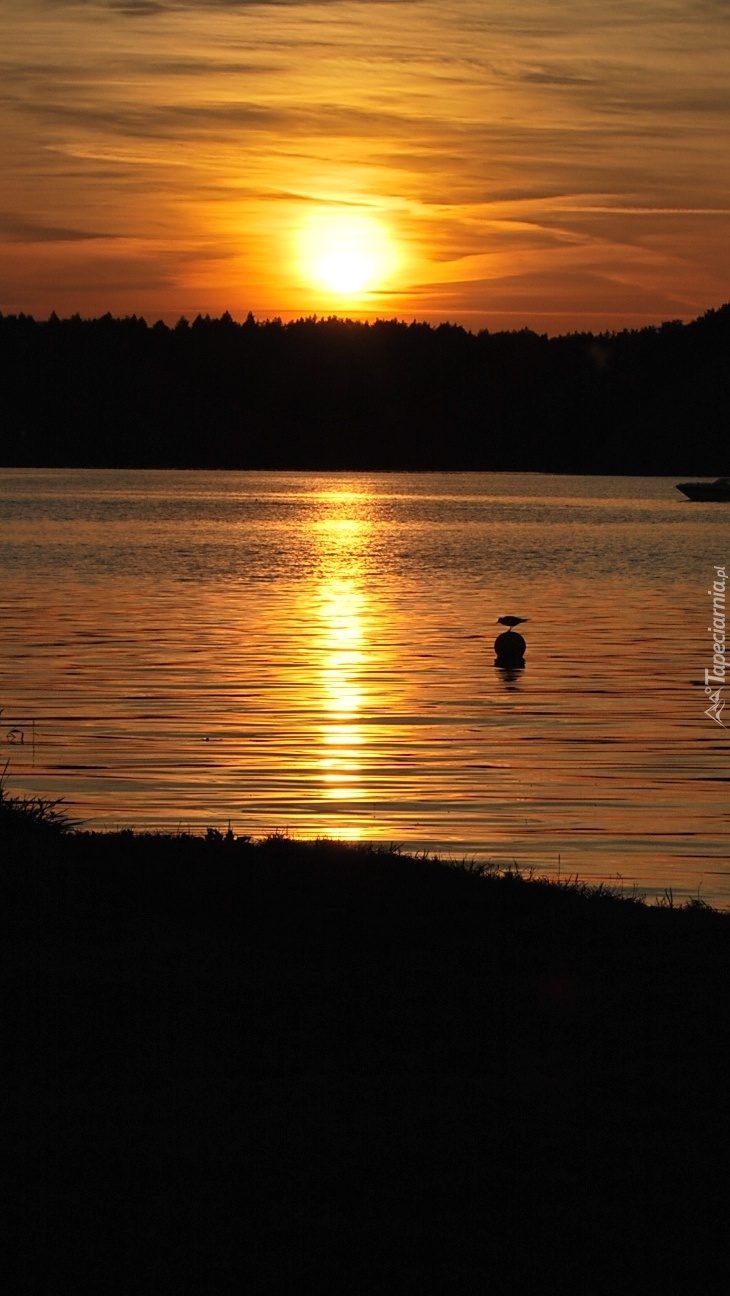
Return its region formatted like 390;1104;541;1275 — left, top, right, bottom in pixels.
317;579;366;807
309;487;376;835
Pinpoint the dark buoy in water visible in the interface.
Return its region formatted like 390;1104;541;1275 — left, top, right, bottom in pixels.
494;630;526;667
494;616;527;668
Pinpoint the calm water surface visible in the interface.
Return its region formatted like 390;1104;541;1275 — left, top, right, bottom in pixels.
1;469;728;905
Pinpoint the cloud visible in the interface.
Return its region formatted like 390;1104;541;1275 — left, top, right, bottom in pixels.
40;0;422;11
0;212;110;242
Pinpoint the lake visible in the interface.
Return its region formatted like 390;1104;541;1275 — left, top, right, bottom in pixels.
1;468;728;905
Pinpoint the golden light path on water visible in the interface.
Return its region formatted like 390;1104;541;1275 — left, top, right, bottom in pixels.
305;492;395;839
315;521;368;821
318;579;366;811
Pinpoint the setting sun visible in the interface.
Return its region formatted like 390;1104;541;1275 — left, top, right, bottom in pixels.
296;210;399;300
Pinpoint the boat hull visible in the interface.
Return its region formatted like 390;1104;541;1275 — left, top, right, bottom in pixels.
676;481;730;501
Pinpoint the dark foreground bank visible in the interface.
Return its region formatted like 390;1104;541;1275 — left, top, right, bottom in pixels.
3;810;730;1293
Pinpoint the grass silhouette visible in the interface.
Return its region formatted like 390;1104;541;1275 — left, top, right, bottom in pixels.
3;798;729;1292
0;767;76;841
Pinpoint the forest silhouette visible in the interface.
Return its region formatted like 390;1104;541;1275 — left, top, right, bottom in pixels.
1;303;728;472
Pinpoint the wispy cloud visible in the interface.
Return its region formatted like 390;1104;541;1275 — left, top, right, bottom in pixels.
0;211;110;241
37;0;420;11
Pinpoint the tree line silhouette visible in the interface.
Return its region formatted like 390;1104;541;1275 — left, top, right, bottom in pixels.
1;304;727;472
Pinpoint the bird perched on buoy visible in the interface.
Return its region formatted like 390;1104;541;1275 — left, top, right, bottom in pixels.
497;616;529;630
494;616;528;669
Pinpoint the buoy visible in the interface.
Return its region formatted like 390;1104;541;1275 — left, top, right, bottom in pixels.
494;629;526;668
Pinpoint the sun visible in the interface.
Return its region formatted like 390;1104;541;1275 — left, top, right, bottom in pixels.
297;210;398;299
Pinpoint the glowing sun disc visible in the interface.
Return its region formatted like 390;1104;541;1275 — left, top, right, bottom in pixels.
298;210;397;297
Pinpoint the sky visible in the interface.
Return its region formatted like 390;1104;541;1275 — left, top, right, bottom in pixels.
2;0;729;333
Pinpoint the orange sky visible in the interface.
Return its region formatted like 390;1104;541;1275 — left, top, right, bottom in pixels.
2;0;729;333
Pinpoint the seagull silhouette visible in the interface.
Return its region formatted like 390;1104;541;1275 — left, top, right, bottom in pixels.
497;616;529;630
